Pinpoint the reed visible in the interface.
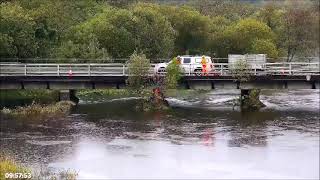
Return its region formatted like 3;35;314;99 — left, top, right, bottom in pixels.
1;101;75;121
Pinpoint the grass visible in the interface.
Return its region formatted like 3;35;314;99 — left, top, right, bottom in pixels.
0;155;30;180
77;89;134;100
1;101;75;121
0;90;59;108
0;154;78;180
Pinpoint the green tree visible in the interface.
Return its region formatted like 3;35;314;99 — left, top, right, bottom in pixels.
0;3;37;58
250;39;278;58
158;5;212;55
280;1;319;61
127;51;151;91
132;4;175;58
165;58;182;89
225;18;277;57
0;33;17;57
230;59;251;82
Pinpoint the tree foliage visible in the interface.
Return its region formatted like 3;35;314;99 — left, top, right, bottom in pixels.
230;59;251;82
127;51;151;91
165;58;182;89
0;0;318;61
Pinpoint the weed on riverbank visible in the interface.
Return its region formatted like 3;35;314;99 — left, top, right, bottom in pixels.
1;101;75;121
0;90;59;108
78;89;134;100
0;154;78;180
0;155;30;180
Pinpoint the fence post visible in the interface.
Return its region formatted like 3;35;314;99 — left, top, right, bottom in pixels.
57;64;60;76
24;64;27;76
88;64;91;76
189;64;191;75
220;65;223;75
289;63;292;75
123;64;125;75
254;67;257;75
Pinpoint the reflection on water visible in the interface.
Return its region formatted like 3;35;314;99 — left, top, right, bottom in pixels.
0;90;319;179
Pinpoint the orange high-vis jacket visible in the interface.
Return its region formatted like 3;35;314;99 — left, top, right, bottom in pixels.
201;57;207;65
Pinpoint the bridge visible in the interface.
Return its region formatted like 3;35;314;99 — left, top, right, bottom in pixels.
1;62;319;102
0;62;319;90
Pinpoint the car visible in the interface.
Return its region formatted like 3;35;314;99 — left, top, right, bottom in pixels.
154;55;214;76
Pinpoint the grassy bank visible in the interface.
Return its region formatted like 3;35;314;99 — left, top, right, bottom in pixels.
0;155;30;180
78;89;134;99
0;90;59;108
0;154;77;180
1;101;75;121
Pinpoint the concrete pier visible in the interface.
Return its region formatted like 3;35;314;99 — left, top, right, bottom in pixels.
59;90;79;103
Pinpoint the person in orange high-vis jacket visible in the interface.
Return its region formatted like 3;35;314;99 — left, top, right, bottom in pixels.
201;56;207;76
176;56;181;65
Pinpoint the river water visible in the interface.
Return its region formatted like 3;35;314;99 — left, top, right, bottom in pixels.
0;90;319;179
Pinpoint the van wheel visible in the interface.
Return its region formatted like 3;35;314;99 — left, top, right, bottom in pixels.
194;69;202;76
158;67;166;74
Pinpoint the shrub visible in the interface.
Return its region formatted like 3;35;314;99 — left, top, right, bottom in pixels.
127;51;151;92
165;58;182;89
1;101;75;121
230;59;251;82
0;155;30;180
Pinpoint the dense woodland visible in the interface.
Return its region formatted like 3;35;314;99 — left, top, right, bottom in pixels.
0;0;319;62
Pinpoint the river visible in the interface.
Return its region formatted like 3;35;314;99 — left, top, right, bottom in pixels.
0;89;319;179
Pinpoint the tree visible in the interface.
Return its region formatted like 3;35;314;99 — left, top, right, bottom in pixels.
191;0;257;21
250;39;278;58
66;4;175;59
159;5;212;55
225;18;277;57
127;51;151;91
132;4;175;58
165;58;182;89
0;3;37;58
281;2;319;61
0;33;17;57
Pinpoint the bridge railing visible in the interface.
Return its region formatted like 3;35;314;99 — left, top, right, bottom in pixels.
0;63;319;76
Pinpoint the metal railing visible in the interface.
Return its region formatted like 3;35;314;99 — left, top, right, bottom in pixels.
0;63;319;76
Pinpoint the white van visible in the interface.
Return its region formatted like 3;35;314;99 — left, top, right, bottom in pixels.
154;55;214;76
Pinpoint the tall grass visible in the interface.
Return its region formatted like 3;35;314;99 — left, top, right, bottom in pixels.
0;155;30;180
1;101;75;121
0;154;78;180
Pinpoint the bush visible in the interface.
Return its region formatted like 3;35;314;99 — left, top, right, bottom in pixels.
0;154;78;180
165;58;182;89
127;51;151;92
1;101;75;121
0;155;30;180
230;59;251;82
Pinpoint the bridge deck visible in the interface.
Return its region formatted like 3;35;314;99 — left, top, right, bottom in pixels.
0;63;319;76
0;63;319;90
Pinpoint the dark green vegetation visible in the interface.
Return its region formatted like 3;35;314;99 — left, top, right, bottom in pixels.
165;58;183;89
240;89;266;110
0;90;59;108
126;52;169;111
1;101;75;121
1;0;318;62
230;60;251;82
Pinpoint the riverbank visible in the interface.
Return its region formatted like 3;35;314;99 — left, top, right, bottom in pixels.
0;90;59;108
1;101;75;121
0;154;77;180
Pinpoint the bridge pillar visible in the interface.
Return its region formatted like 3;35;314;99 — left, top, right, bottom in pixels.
188;81;212;90
59;90;79;104
315;81;320;89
